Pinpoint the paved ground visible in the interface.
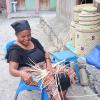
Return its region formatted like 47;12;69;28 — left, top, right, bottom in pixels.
0;13;99;100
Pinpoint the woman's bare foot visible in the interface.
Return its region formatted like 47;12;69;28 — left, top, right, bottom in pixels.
29;81;38;86
50;95;55;100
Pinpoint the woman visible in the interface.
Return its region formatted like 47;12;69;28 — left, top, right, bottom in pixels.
6;20;70;100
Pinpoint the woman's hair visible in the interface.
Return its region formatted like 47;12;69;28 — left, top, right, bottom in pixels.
11;20;31;35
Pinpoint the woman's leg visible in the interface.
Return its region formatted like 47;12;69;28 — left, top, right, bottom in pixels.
57;73;70;100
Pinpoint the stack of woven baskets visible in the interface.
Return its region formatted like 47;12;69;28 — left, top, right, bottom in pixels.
69;4;100;56
70;4;94;48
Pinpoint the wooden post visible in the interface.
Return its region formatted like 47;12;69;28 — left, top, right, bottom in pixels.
76;0;81;5
35;0;39;15
6;0;10;17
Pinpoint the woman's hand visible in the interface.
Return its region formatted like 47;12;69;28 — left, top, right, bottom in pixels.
20;70;38;86
56;66;66;73
20;70;32;84
9;59;38;86
45;52;50;59
43;72;54;87
45;52;52;69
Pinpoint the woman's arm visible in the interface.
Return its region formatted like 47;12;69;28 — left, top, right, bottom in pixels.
9;61;21;77
45;52;52;69
9;61;33;84
45;52;68;73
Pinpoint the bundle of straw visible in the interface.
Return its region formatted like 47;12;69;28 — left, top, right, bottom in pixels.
27;58;66;88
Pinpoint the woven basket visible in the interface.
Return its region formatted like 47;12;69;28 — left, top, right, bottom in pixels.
73;5;81;22
74;4;93;12
73;4;94;22
76;24;100;33
74;12;80;22
75;30;100;56
69;22;77;47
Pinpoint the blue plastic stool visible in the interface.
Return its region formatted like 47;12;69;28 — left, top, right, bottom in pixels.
3;40;15;55
51;50;77;63
51;50;80;81
14;80;49;100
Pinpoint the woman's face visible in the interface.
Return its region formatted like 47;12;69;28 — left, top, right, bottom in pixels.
16;30;31;46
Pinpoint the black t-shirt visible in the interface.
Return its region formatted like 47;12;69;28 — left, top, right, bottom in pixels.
6;38;45;69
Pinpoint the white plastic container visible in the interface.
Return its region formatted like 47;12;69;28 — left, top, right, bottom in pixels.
79;68;89;86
